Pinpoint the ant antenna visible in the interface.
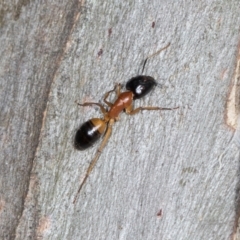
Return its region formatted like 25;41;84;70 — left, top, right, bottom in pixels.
141;42;171;74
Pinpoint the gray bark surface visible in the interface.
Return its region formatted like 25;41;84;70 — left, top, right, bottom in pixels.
0;1;240;239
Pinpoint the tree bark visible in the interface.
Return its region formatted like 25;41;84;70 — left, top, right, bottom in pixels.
0;1;240;239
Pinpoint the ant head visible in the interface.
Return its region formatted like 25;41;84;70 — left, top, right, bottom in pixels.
126;75;157;99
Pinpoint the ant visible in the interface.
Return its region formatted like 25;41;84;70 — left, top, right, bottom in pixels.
73;43;178;203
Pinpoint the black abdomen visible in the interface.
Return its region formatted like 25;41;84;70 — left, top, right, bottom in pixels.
74;119;106;150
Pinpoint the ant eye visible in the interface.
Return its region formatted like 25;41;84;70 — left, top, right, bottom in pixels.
136;85;144;94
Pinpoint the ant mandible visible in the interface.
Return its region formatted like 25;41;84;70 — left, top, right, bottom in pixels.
73;43;178;203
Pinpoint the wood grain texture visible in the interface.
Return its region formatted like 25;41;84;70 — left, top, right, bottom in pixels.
0;1;240;239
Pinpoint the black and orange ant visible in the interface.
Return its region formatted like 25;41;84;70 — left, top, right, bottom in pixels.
73;43;178;203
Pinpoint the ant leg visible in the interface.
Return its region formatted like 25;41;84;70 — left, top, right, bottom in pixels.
142;42;170;74
103;89;115;107
73;119;114;204
126;106;179;115
75;101;107;115
104;84;121;107
114;83;121;97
